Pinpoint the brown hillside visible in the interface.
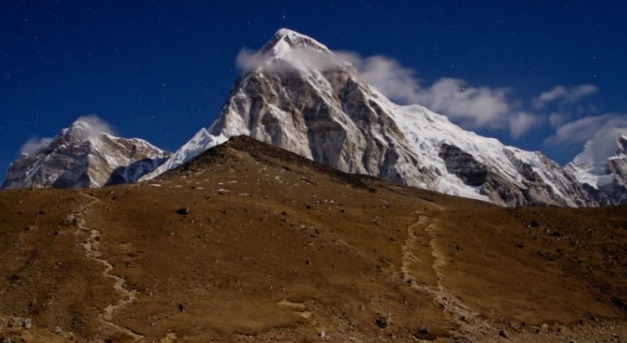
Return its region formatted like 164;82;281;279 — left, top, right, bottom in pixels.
1;136;625;342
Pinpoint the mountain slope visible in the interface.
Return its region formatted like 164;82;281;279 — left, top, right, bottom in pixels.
147;28;594;207
1;136;625;342
2;119;170;189
567;133;627;205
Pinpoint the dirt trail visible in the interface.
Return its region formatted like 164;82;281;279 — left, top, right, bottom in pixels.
402;211;497;340
71;193;144;342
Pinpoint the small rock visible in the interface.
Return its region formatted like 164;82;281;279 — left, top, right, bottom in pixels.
176;208;189;215
178;304;186;312
20;318;31;329
413;326;436;340
541;323;549;331
611;296;627;311
499;329;508;339
374;313;389;329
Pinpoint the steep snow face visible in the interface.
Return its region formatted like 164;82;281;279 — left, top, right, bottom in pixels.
567;133;627;205
372;97;594;206
146;28;597;206
142;129;228;180
3;119;171;189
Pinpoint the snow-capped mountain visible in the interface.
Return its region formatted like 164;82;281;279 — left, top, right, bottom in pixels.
145;28;595;206
2;119;170;189
566;133;627;205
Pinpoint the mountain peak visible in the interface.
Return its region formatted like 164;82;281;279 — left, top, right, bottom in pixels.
274;28;306;39
61;116;114;143
261;28;331;58
566;130;627;204
571;129;627;169
235;29;340;74
61;121;94;143
3;118;170;189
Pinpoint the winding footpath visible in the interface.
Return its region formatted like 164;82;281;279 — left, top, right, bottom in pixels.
70;193;144;342
401;210;496;340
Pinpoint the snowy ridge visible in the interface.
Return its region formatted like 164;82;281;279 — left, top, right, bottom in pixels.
142;129;227;179
371;91;588;206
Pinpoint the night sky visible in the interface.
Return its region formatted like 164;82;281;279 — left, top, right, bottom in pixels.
2;1;626;182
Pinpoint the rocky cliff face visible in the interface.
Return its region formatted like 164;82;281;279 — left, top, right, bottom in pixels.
567;134;627;205
2;119;170;189
150;29;596;207
208;67;435;188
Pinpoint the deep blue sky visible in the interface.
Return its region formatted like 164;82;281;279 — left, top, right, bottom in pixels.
2;1;626;181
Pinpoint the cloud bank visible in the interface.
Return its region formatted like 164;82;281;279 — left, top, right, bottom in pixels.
545;113;627;147
335;52;538;138
237;46;541;138
235;46;618;148
20;137;54;155
236;47;344;73
545;113;627;165
533;84;598;109
74;114;115;136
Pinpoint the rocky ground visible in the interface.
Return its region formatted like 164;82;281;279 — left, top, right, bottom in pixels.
1;137;625;342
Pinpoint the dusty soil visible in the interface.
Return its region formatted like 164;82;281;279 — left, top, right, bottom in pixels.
1;136;625;342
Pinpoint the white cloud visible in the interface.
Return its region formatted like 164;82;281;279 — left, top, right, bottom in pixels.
236;47;343;73
545;113;627;150
74;114;115;136
235;48;265;72
548;112;568;127
20;137;54;155
510;111;540;139
414;78;512;130
533;85;600;128
335;53;538;138
533;84;598;109
335;53;422;104
19;114;115;155
583;125;627;165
